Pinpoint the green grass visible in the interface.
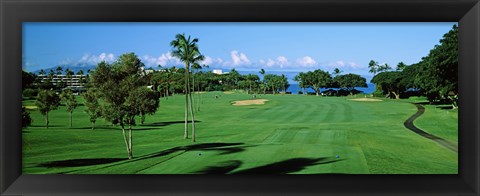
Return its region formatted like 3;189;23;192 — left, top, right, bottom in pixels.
22;92;458;174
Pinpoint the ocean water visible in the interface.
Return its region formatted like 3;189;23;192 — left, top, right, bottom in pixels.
286;83;376;94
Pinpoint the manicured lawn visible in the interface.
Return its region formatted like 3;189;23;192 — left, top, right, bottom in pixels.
22;92;458;174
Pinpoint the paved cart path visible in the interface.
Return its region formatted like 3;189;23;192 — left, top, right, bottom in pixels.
404;104;458;153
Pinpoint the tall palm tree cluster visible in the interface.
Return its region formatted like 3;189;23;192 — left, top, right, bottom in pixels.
170;34;205;142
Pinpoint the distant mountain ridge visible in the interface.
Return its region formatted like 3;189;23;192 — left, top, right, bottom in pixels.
32;64;97;74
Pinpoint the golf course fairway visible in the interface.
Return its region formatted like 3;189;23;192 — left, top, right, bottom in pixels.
22;92;458;174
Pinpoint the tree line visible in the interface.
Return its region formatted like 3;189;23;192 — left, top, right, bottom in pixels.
369;25;458;108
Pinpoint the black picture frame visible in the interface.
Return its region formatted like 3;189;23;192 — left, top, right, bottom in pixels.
1;0;479;195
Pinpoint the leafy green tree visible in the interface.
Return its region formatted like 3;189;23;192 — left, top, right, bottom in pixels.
83;89;102;130
35;90;61;128
39;69;46;75
170;33;205;142
280;74;289;94
415;25;458;107
91;53;157;159
60;89;78;128
371;71;405;99
228;69;241;89
22;70;36;90
334;73;367;94
22;107;33;128
245;74;260;94
263;74;278;94
135;87;160;125
294;72;308;95
304;69;332;96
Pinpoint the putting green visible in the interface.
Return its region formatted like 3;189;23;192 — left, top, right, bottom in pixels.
22;92;458;174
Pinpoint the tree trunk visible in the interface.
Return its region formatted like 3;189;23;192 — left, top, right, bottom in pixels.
128;122;133;159
191;70;196;113
92;121;95;130
391;91;400;99
186;70;196;142
69;111;72;128
121;123;131;159
45;111;49;128
184;66;189;139
140;112;145;125
165;88;168;100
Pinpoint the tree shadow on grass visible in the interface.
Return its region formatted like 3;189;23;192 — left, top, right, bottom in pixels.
38;158;127;168
193;160;243;174
193;157;344;174
136;142;249;161
233;157;344;174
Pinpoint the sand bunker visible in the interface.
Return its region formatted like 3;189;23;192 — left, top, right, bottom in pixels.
232;99;269;106
349;98;383;102
23;105;38;109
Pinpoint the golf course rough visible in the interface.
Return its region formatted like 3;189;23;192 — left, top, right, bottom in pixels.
22;92;458;174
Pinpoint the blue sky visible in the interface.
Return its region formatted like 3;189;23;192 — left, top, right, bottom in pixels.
23;22;456;81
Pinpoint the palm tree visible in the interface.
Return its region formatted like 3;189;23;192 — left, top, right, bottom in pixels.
170;33;204;142
259;69;266;94
368;60;379;77
39;69;46;75
333;68;342;76
65;68;74;87
77;70;84;84
396;62;407;71
56;66;63;75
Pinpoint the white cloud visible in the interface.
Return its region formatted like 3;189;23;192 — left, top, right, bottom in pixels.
230;50;251;66
335;60;346;67
348;62;363;69
201;56;213;65
258;56;290;68
276;56;289;67
200;56;224;66
78;53;116;65
141;52;182;67
296;56;316;67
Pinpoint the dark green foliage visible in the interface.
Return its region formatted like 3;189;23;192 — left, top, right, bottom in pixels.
35;89;61;128
22;70;36;90
60;89;78;128
83;89;102;130
22;107;32;128
300;69;332;96
371;71;404;99
90;52;158;159
333;73;367;92
130;87;160;124
22;88;38;99
415;25;458;104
